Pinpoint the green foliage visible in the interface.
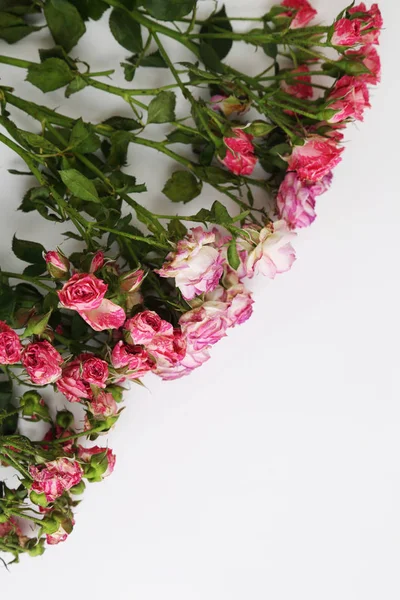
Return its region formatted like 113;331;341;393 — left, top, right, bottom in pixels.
44;0;86;52
142;0;196;21
109;8;143;53
69;119;101;154
199;6;233;61
26;58;74;92
59;169;100;202
163;170;202;203
12;235;46;265
147;91;176;124
102;116;142;131
227;238;240;270
0;10;40;43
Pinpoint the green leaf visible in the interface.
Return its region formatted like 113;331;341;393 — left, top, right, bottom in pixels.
38;44;76;68
227;238;240;270
60;169;99;202
0;11;40;43
167;129;205;145
26;58;74;92
199;6;233;61
69;119;101;154
211;200;231;224
22;310;52;338
163;170;202;204
23;263;46;277
195;165;237;185
199;42;225;73
65;75;88;97
106;131;131;168
140;50;167;68
68;0;108;20
18;130;60;153
0;380;12;410
147;91;176;124
245;121;275;137
167;219;187;242
12;235;46;264
109;8;142;53
109;171;146;194
143;0;196;21
0;1;40;16
44;0;86;52
102;116;142;131
0;283;16;323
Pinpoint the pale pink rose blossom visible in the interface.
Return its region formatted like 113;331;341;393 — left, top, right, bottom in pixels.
241;221;297;278
89;251;104;273
148;329;187;367
0;321;22;365
277;171;333;229
29;458;83;502
281;65;313;100
78;446;116;478
124;310;173;345
281;0;317;28
331;18;362;46
111;341;153;379
348;3;383;45
154;345;211;380
287;136;344;182
45;250;70;279
88;391;118;420
346;45;381;85
327;75;370;123
156;227;224;300
220;128;257;176
179;302;230;351
226;285;254;326
22;341;63;385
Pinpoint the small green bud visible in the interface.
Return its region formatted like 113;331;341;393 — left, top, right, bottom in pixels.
70;480;86;495
56;410;74;429
30;491;48;507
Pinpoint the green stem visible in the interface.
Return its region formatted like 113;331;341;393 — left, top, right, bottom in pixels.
1;271;53;291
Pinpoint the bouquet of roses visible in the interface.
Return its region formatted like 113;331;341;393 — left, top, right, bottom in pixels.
0;0;382;563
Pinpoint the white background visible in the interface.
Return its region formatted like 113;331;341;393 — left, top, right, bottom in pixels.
0;0;399;598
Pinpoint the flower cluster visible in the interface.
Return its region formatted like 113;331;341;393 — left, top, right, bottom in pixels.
0;0;381;564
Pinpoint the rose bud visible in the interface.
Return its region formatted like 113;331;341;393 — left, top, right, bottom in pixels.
78;446;116;482
120;269;145;293
56;409;75;429
45;250;70;279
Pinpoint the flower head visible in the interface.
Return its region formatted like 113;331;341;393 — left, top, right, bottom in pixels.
327;75;370;123
221;129;257;176
22;341;63;385
277;171;333;229
0;321;22;365
280;0;317;29
287;135;344;182
29;458;83;502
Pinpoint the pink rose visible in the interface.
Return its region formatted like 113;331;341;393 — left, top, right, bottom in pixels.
58;273;107;311
281;65;313;100
89;251;104;273
327;75;370;123
56;359;92;403
331;18;362;46
346;45;381;85
29;458;83;502
22;341;63;385
277;171;333;229
281;0;317;29
348;3;383;45
88;391;118;420
78;299;126;332
221;128;257;176
0;321;22;365
58;273;125;332
81;355;109;388
156;227;225;301
43;426;75;455
225;285;254;326
78;446;116;479
179;302;230;351
287;136;344;182
45;250;70;279
124;311;173;345
148;329;186;367
154;345;211;380
210;94;251;117
111;341;153;379
240;221;297;278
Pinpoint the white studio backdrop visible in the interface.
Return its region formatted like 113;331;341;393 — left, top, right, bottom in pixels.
0;1;399;598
